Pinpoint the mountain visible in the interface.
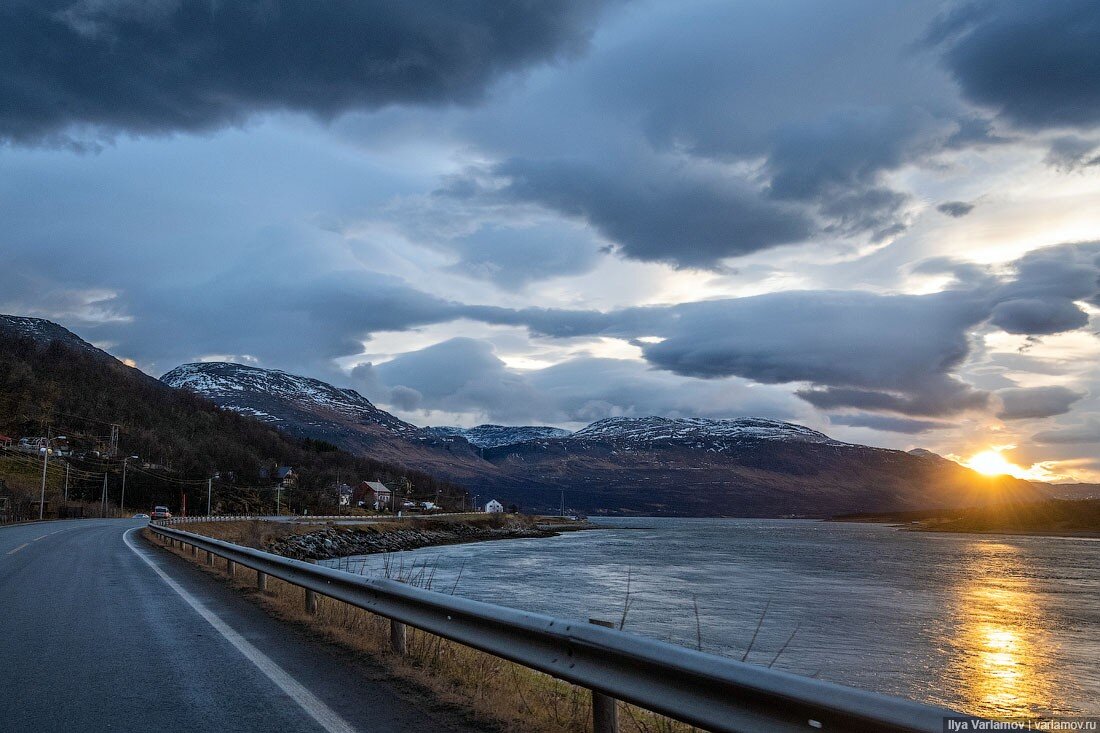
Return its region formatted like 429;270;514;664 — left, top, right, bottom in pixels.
0;316;467;514
161;361;489;476
158;360;1046;516
570;416;840;446
425;424;571;448
473;418;1046;516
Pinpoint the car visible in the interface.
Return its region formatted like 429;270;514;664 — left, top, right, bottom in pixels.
132;513;150;520
150;506;172;520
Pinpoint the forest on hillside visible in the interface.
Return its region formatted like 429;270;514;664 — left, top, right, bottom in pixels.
0;332;467;516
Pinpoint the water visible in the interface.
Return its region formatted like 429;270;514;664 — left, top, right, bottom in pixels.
322;518;1100;717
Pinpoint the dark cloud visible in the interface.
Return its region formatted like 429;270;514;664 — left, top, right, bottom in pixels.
937;201;975;218
1033;420;1100;445
452;157;814;269
0;0;607;144
989;241;1100;334
629;291;992;417
1044;136;1100;171
996;386;1085;420
443;223;601;289
828;414;951;434
928;1;1100;129
989;298;1089;335
765;108;942;239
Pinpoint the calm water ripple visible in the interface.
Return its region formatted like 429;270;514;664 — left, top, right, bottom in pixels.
322;518;1099;717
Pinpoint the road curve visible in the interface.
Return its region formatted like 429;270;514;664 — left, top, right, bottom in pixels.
0;519;475;733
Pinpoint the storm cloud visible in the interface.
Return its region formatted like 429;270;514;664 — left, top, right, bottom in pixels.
928;0;1100;129
445;157;815;269
996;386;1085;421
0;0;607;144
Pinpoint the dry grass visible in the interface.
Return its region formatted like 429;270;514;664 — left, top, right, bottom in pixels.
143;527;696;733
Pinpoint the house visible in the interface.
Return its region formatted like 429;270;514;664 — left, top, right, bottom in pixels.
334;483;354;507
485;499;504;513
357;481;392;510
0;434;12;448
274;466;298;488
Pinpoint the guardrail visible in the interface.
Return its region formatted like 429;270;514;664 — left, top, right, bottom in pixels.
147;522;963;733
160;512;484;525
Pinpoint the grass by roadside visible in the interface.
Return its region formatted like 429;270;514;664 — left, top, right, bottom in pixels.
142;525;695;733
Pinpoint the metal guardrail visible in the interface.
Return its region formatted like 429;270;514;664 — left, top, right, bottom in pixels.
147;522;962;733
161;512;482;524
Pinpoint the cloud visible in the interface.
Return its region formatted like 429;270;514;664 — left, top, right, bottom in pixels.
996;386;1085;420
1044;136;1100;171
0;0;608;145
356;341;803;426
828;414;951;434
446;157;814;269
632;290;992;416
442;223;602;289
937;201;975;218
928;1;1100;129
1033;420;1100;445
988;241;1100;334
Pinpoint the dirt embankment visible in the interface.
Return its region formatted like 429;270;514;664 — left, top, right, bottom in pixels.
184;514;589;561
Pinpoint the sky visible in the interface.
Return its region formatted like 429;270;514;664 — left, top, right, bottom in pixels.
2;0;1099;481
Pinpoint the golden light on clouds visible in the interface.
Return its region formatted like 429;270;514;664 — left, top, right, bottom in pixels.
961;447;1060;481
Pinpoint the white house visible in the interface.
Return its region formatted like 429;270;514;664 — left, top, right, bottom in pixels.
484;499;504;513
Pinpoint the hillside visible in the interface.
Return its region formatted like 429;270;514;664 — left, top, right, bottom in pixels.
425;424;571;448
0;316;467;516
161;362;491;478
161;360;1046;516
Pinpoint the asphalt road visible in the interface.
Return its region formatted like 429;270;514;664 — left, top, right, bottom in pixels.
0;519;480;733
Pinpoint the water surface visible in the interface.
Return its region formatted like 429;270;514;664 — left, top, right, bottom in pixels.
324;518;1099;717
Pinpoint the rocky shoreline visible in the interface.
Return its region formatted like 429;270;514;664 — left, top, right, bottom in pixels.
266;521;566;561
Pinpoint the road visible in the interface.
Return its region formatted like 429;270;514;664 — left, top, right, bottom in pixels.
0;519;480;732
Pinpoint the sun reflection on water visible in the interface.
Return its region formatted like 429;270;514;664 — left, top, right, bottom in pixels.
948;541;1059;718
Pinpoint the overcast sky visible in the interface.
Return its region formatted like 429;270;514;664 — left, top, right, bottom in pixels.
2;0;1099;480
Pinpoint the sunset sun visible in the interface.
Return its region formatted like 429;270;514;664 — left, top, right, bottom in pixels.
965;449;1025;478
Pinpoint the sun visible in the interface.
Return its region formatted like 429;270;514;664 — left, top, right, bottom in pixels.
965;449;1024;477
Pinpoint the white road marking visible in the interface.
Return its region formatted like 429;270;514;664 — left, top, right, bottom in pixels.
123;528;358;733
5;543;29;556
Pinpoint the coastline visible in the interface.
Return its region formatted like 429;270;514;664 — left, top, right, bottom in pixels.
181;515;596;562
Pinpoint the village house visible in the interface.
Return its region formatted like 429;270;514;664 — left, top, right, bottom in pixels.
485;499;504;513
274;466;298;489
356;481;392;510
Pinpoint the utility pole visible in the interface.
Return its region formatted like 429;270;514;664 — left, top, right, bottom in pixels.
120;457;129;515
63;463;70;502
38;437;50;520
206;478;212;516
560;489;565;518
276;485;281;516
100;473;108;518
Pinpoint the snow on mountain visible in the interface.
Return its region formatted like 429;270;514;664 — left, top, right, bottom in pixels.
426;424;571;448
0;314;107;356
161;362;418;435
569;416;844;446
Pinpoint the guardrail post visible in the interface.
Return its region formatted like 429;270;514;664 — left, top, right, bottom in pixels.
390;619;407;655
226;559;235;576
205;550;214;566
589;619;619;733
257;570;267;591
305;559;318;614
191;544;197;556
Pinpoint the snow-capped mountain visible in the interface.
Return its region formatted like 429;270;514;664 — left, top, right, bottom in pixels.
0;314;112;357
155;359;1043;517
569;416;842;447
426;424;572;448
162;362;418;435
